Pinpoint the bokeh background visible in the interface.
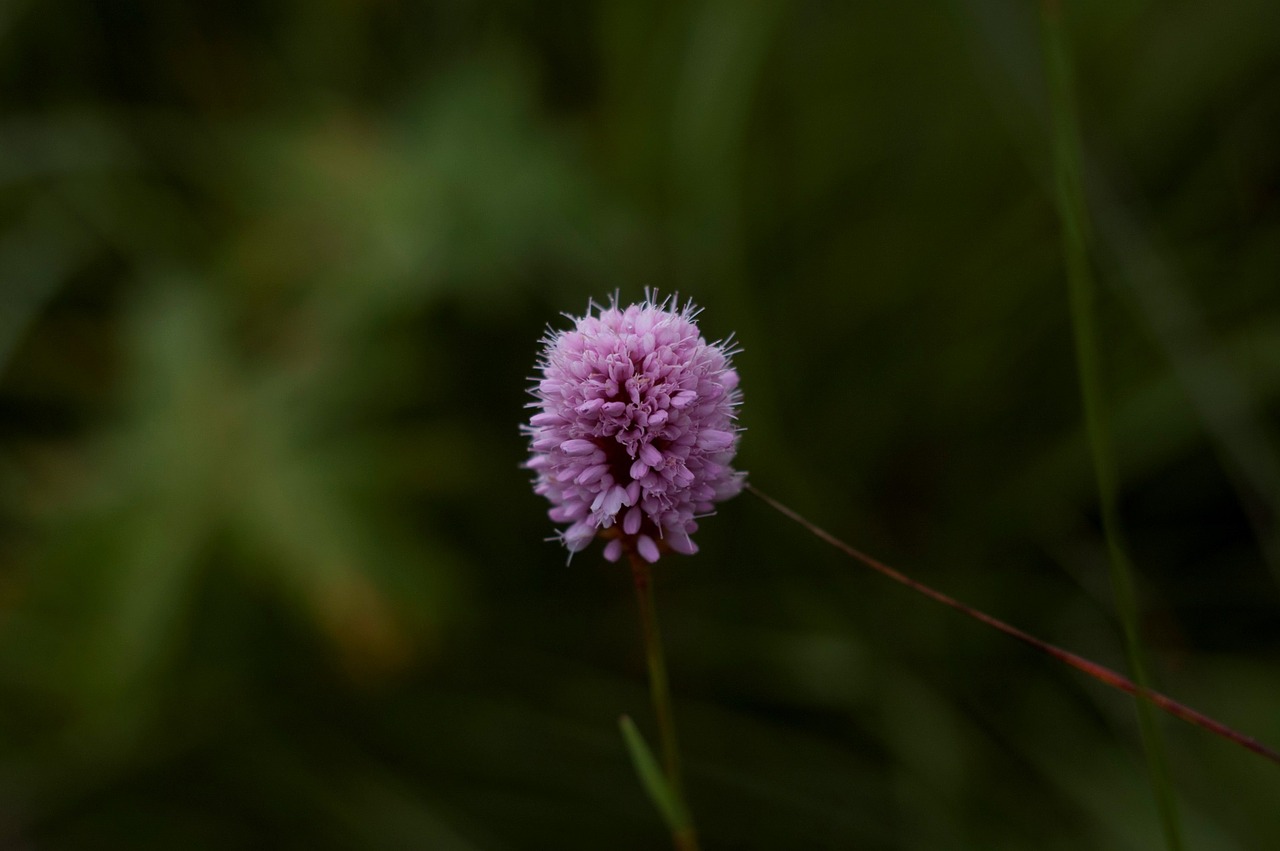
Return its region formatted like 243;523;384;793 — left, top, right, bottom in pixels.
2;1;1279;848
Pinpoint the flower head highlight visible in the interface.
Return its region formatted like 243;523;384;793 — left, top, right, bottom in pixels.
524;295;744;563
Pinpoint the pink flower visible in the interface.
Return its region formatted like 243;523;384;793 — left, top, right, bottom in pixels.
524;295;744;563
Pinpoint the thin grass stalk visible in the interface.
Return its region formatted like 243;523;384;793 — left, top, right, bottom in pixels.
1040;4;1185;848
629;554;700;851
747;484;1280;765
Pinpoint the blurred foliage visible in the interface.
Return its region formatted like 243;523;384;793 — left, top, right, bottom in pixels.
2;0;1279;848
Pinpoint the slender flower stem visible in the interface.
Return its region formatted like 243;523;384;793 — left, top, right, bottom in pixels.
747;483;1280;767
629;554;700;851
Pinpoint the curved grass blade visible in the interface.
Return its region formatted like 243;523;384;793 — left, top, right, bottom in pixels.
619;714;696;845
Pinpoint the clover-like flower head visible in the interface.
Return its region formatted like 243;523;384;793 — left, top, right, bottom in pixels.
524;295;744;563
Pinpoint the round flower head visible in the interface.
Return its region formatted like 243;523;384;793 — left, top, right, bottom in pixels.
524;295;744;563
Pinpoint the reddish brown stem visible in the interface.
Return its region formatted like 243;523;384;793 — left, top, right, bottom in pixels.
629;554;700;851
746;483;1280;766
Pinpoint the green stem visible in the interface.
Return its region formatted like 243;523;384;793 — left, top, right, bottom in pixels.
630;554;700;851
1040;5;1185;850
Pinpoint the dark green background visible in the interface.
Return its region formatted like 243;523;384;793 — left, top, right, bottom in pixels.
2;1;1278;848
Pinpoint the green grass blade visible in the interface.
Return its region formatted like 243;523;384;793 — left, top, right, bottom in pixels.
619;714;691;835
1040;4;1186;850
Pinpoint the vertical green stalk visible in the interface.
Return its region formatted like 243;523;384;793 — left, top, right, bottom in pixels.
629;555;700;851
1040;5;1185;850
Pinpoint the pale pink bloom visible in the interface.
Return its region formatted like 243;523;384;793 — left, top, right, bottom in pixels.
524;295;744;562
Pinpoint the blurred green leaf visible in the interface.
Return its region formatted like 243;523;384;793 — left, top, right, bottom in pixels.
619;714;691;835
